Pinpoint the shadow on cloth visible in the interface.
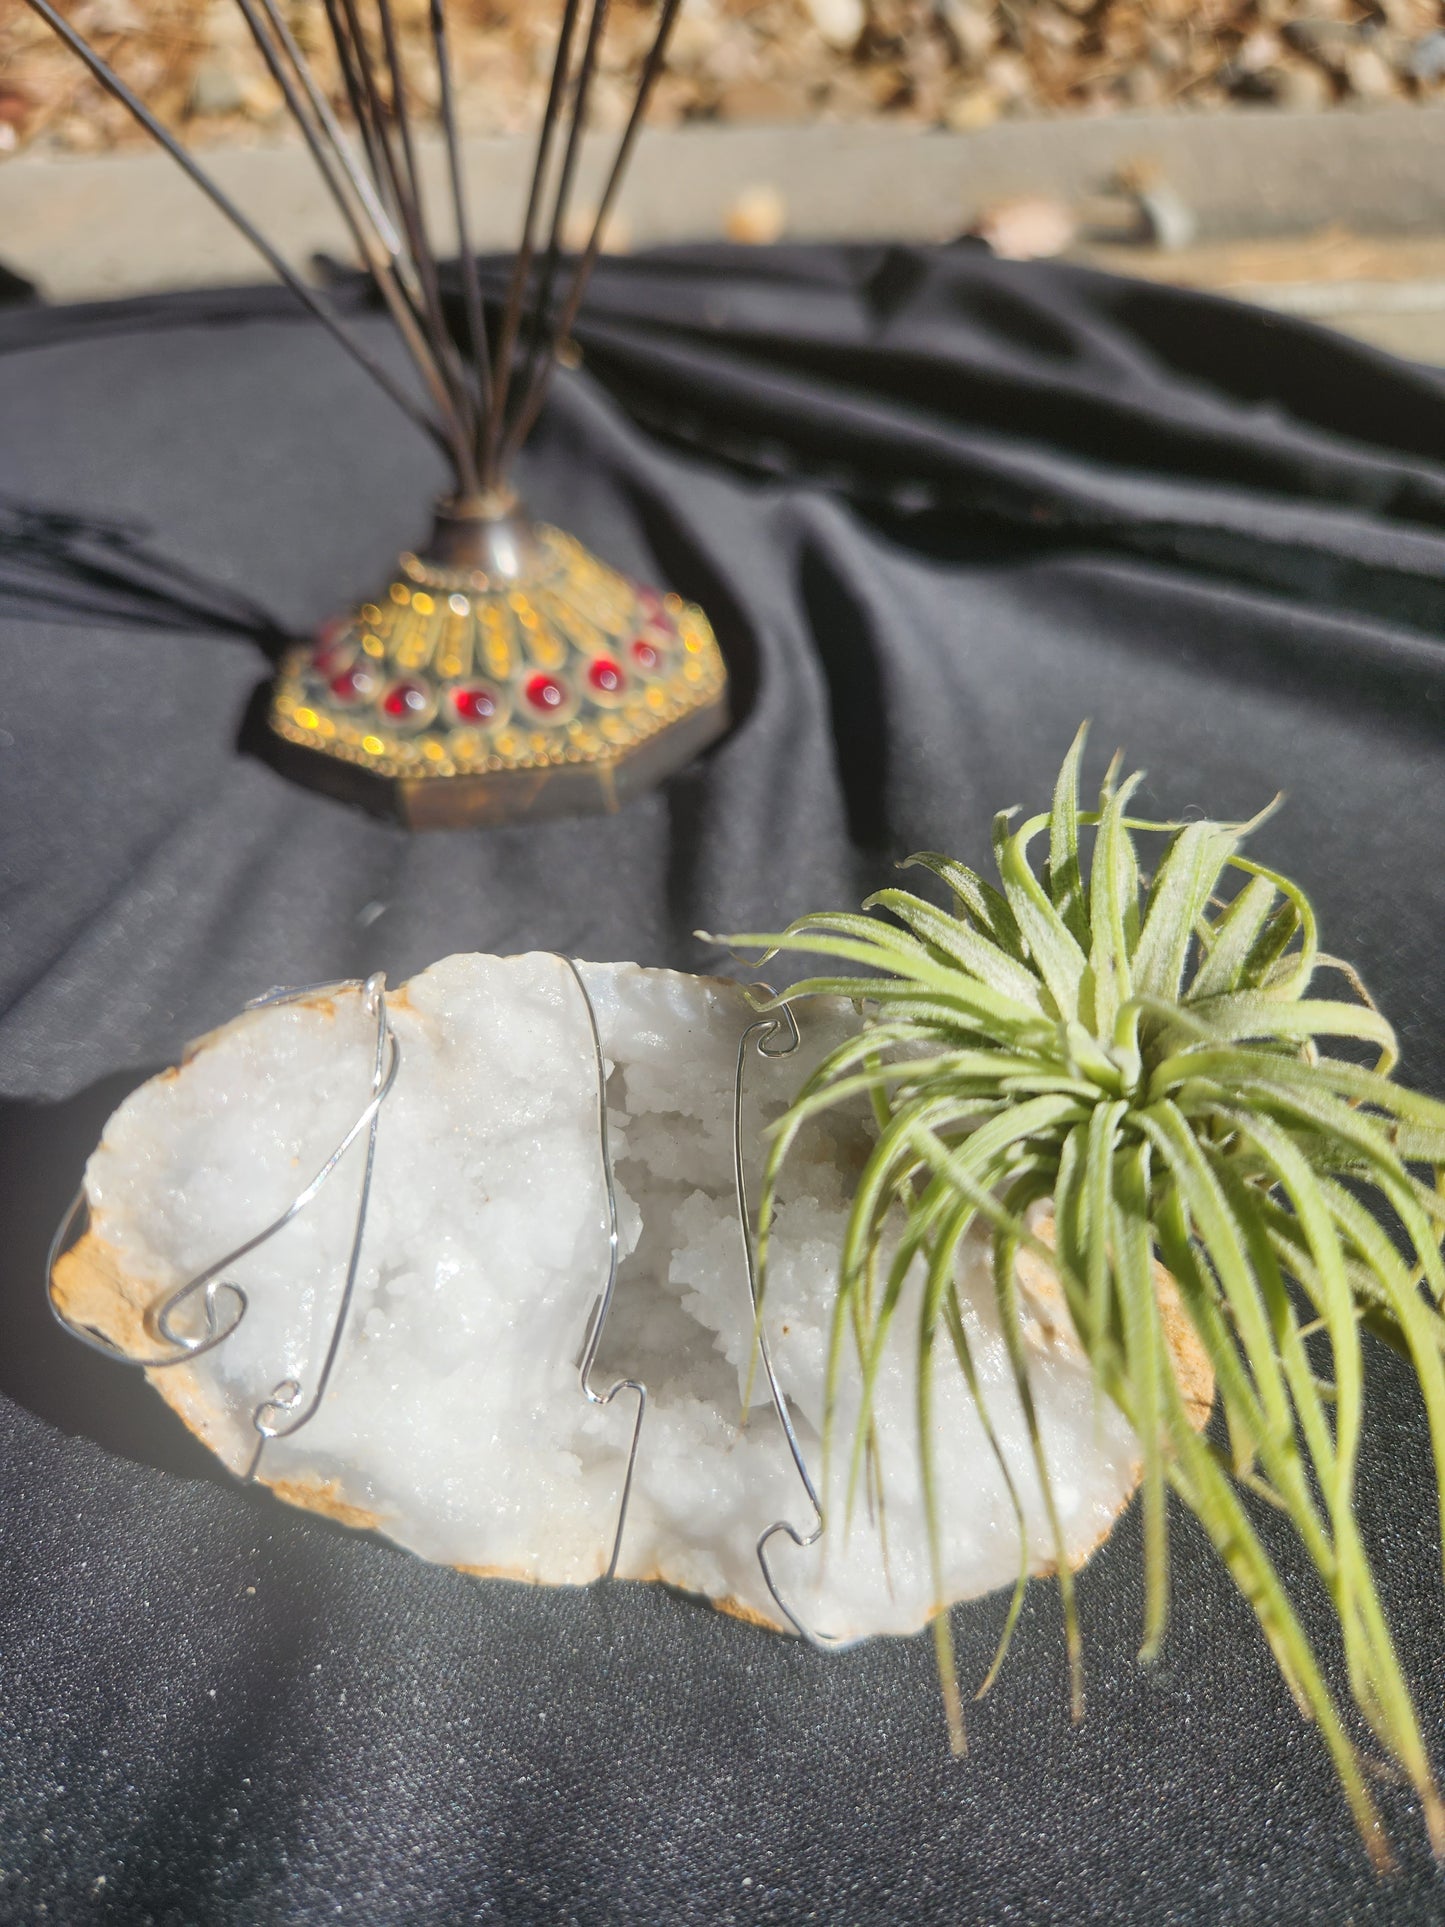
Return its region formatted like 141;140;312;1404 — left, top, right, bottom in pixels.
0;490;289;657
866;501;1445;744
0;1070;225;1484
0;489;331;803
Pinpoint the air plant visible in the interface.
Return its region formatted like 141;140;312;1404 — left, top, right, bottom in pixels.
728;725;1445;1866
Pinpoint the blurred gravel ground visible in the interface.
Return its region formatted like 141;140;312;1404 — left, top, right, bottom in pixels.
8;4;1445;364
6;0;1445;162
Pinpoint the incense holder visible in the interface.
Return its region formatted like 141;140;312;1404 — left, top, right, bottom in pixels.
268;505;728;829
36;0;717;830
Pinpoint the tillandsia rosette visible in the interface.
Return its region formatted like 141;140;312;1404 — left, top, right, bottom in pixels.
724;725;1445;1866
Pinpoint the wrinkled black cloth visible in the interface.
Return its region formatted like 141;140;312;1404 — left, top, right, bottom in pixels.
2;246;1445;1926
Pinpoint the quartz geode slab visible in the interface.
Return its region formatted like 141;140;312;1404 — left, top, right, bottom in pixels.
54;955;1209;1641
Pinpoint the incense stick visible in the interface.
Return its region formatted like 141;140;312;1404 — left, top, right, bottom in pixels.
24;0;450;459
27;0;686;508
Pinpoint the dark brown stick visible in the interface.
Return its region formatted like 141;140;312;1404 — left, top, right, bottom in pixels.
320;0;401;235
323;0;476;451
510;0;611;446
502;0;685;467
257;0;402;259
237;0;475;486
23;0;452;463
372;0;478;446
479;0;586;492
315;0;435;353
430;0;493;427
337;0;431;296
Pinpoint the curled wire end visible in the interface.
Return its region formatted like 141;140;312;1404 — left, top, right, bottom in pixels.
245;1377;304;1480
758;1517;838;1649
254;1378;304;1440
576;1310;648;1583
573;1300;648;1582
752;1000;801;1059
238;971;397;1481
47;1185;249;1368
45;972;400;1493
734;991;842;1647
558;955;648;1585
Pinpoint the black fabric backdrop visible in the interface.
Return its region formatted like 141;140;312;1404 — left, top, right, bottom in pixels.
3;245;1445;1924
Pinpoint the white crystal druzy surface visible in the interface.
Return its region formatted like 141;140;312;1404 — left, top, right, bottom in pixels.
77;954;1149;1640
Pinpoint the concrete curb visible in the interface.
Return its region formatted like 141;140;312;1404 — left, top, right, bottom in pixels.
4;107;1445;302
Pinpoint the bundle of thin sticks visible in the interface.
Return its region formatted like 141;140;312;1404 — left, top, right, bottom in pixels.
27;0;684;496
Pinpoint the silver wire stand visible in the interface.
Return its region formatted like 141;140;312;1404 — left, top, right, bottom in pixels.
733;995;841;1646
559;954;647;1583
237;973;397;1479
48;965;845;1632
48;974;398;1484
46;962;648;1585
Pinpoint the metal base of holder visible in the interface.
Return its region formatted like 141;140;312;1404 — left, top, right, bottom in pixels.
268;688;729;828
267;503;729;829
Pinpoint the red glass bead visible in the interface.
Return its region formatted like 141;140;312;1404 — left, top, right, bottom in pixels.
383;680;429;719
453;685;498;724
639;590;674;634
630;639;660;672
313;622;348;672
526;673;566;712
588;657;624;695
328;667;371;703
